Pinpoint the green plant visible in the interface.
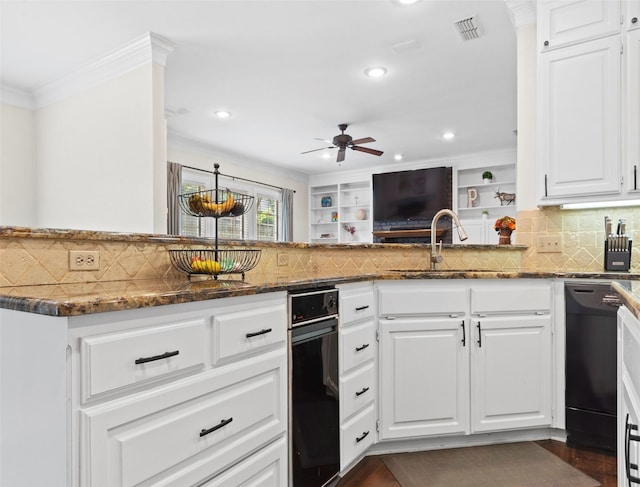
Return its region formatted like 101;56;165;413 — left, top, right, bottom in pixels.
482;170;493;180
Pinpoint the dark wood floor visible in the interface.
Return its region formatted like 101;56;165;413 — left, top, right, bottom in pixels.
337;440;617;487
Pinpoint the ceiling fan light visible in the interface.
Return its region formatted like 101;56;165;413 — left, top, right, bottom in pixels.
215;110;231;119
365;66;387;78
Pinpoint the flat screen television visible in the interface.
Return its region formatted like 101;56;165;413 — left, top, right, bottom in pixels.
372;167;451;224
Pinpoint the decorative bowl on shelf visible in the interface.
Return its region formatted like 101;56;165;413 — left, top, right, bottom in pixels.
169;249;261;280
179;189;254;218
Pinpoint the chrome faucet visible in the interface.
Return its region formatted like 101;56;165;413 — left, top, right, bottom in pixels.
430;209;468;270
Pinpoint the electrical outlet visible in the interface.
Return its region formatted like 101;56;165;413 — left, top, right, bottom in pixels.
537;235;562;253
277;253;289;266
69;250;100;271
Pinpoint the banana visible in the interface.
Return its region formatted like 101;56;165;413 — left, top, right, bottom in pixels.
201;191;235;215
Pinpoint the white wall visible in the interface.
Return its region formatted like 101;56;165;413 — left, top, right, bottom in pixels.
168;135;309;242
35;65;159;233
0;103;37;226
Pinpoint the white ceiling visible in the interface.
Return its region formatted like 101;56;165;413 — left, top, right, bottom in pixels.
0;0;517;176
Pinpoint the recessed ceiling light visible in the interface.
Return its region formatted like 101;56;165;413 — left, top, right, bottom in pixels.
394;154;403;161
365;66;387;78
442;132;455;140
396;0;420;5
215;110;231;119
322;153;332;159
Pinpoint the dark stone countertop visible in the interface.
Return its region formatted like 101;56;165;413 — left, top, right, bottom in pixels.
0;270;638;317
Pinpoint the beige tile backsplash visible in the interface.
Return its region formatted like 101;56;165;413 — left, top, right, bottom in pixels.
1;206;638;288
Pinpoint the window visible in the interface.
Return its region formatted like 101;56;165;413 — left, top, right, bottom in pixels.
180;168;281;241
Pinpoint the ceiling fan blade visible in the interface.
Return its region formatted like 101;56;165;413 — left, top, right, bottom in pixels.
337;149;346;163
301;146;335;154
350;137;375;145
351;146;384;156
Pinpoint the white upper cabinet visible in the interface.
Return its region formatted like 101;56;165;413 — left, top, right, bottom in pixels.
538;35;622;200
538;0;621;51
536;0;640;205
626;17;640;194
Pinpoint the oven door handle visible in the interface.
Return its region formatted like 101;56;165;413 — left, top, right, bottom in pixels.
290;318;338;344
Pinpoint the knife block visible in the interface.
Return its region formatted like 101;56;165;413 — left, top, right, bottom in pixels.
604;240;632;271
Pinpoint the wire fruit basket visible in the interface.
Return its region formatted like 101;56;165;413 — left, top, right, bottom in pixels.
169;249;261;281
179;189;254;218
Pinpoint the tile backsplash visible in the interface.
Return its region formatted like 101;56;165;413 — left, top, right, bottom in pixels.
1;205;638;288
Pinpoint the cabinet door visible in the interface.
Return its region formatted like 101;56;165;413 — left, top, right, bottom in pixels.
627;27;640;193
539;35;622;201
627;0;640;32
379;317;469;439
538;0;621;51
471;315;552;433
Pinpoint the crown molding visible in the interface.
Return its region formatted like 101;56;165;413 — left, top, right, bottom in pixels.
504;0;536;28
0;84;34;109
32;32;175;109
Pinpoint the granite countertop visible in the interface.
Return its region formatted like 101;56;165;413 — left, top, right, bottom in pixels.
612;280;640;320
0;269;638;317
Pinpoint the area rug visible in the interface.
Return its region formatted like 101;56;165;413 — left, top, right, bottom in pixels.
382;442;600;487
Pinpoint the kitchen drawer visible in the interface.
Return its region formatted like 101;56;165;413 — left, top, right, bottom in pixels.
340;319;375;374
341;290;374;325
377;285;468;317
471;282;551;314
212;303;286;365
340;404;375;471
200;435;287;487
81;349;287;487
80;318;207;401
340;361;375;422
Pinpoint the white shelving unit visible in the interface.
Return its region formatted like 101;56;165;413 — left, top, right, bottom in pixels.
309;180;372;243
455;163;516;244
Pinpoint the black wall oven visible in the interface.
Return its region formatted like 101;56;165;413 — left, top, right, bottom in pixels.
289;287;340;487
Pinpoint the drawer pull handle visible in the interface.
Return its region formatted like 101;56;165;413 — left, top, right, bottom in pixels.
356;431;370;443
355;386;370;397
355;343;370;352
626;414;640;483
245;328;273;338
135;350;179;365
355;305;370;311
200;417;233;437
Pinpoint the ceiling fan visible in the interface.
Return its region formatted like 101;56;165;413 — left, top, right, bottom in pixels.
301;123;384;163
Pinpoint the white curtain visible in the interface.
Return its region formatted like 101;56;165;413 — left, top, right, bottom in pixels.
167;161;182;235
281;188;294;241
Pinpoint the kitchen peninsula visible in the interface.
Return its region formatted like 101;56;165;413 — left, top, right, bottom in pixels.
1;226;639;487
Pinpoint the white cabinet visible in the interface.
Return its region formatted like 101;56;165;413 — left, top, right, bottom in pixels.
0;292;288;487
618;304;640;487
337;282;376;470
455;163;516;244
470;282;553;432
538;0;621;50
377;280;553;441
377;281;470;439
537;0;640;205
309;179;372;244
626;23;640;194
538;35;622;201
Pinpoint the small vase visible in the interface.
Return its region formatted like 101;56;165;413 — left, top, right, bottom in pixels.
498;228;512;245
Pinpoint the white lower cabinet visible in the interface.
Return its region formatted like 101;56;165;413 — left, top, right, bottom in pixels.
69;293;288;487
618;304;640;487
471;315;552;432
338;282;377;471
377;280;553;441
379;316;469;439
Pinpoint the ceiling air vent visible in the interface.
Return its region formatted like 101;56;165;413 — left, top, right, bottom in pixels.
454;16;481;41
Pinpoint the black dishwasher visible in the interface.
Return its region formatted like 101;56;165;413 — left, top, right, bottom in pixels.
565;282;621;453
